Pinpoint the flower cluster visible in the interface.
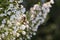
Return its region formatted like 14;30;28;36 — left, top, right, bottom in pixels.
0;0;54;40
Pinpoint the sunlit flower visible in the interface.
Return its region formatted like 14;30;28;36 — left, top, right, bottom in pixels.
0;8;3;10
5;32;8;36
2;19;6;24
9;4;14;8
16;33;20;37
20;25;26;30
50;0;54;4
33;4;41;10
9;0;14;2
22;31;26;35
18;0;23;3
1;34;5;38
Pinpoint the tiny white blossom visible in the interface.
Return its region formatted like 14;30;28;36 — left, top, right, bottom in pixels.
1;34;5;38
16;10;21;14
21;8;26;13
42;2;52;8
12;31;17;36
0;38;2;40
0;14;6;17
13;26;17;30
20;38;23;40
0;8;3;10
12;38;15;40
7;11;11;15
32;20;36;24
26;25;29;28
9;4;14;8
0;24;5;28
7;20;12;27
20;25;26;30
50;0;54;4
33;4;40;10
26;35;30;39
22;31;26;35
9;0;14;2
16;33;20;37
33;32;36;35
5;32;8;36
10;15;16;20
2;19;6;24
18;0;23;3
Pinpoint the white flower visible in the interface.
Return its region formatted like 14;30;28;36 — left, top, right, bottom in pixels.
33;32;36;35
31;14;35;20
43;13;48;18
38;12;42;16
1;34;5;38
26;35;30;39
0;14;6;17
16;4;19;8
10;15;16;20
2;19;6;24
12;31;17;36
39;17;44;23
9;0;14;2
42;2;52;8
20;25;26;30
13;26;17;30
22;14;26;17
16;10;21;14
32;20;36;24
20;38;23;40
9;4;14;8
4;27;8;31
20;5;26;13
12;9;16;13
18;0;23;3
21;8;26;13
0;24;5;28
7;11;11;15
35;17;40;21
7;20;12;27
42;2;51;13
0;38;2;40
21;5;24;9
50;0;54;4
5;32;8;36
12;38;15;40
16;33;20;37
22;31;26;35
16;22;20;26
33;4;40;10
42;7;50;13
0;8;3;10
26;25;29;28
